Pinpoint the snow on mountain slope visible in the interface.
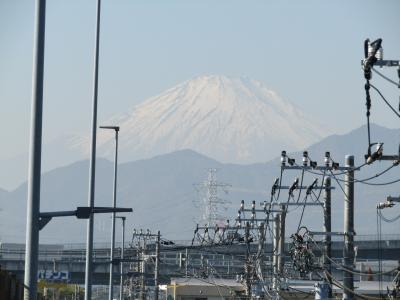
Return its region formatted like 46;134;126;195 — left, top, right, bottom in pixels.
81;75;329;163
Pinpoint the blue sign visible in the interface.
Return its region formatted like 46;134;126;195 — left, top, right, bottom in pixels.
38;270;70;282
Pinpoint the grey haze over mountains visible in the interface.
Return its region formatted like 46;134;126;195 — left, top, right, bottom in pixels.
0;124;399;243
0;75;328;189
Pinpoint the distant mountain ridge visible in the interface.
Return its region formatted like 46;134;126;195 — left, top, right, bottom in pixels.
1;124;399;243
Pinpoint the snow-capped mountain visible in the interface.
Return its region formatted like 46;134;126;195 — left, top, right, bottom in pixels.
79;75;328;163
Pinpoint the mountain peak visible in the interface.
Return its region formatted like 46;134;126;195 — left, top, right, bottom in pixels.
88;75;328;163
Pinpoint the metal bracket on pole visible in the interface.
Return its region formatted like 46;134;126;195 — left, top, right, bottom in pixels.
38;207;132;230
387;196;400;202
361;59;400;68
38;217;52;231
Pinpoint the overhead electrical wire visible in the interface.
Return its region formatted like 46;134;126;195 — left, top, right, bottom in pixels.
306;232;398;277
330;164;396;184
378;208;400;223
372;67;400;87
325;270;385;300
369;83;400;118
358;177;400;186
328;170;349;200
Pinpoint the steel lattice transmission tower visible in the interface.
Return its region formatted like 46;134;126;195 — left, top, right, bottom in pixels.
196;168;231;226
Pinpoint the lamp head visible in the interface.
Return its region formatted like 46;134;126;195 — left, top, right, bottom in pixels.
99;125;120;131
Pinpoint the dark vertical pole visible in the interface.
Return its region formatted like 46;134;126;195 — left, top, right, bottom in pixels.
24;0;46;299
323;176;333;298
245;221;251;297
140;240;146;300
154;231;160;300
272;214;280;291
278;205;286;275
109;129;119;300
84;0;101;299
343;155;354;300
258;222;265;279
185;248;188;277
119;217;125;300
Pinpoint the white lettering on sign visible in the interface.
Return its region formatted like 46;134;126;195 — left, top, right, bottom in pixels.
38;270;70;281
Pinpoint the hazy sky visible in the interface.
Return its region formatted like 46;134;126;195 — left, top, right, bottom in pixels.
0;0;399;160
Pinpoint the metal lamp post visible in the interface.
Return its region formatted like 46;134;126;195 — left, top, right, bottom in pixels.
84;0;102;299
24;0;46;299
100;126;120;300
116;216;126;300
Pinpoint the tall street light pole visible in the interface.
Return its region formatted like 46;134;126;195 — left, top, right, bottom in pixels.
116;216;126;300
84;0;102;299
100;126;120;300
24;0;46;299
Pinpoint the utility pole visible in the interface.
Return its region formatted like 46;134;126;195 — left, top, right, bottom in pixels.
278;205;286;276
131;229;161;300
343;155;355;300
257;222;265;283
140;244;146;300
323;176;333;298
85;0;102;298
24;0;46;299
272;214;280;292
185;248;189;277
117;216;126;300
244;221;251;297
154;231;160;300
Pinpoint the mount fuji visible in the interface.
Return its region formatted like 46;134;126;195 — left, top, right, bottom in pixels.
0;75;331;189
79;75;329;164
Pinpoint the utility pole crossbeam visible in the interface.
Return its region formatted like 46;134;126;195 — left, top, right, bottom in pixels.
369;60;400;67
343;155;355;300
271;202;323;207
24;0;46;299
281;166;358;171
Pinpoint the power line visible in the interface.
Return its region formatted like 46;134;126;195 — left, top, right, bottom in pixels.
372;67;399;87
369;83;400;118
